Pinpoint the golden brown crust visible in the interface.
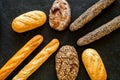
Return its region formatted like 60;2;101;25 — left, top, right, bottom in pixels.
56;45;79;80
0;35;43;80
12;10;47;33
49;0;71;31
82;48;107;80
12;39;60;80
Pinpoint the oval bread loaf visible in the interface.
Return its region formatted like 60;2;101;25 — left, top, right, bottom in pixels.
49;0;71;31
12;10;47;33
82;48;107;80
56;45;79;80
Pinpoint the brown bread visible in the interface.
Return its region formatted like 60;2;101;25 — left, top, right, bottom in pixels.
77;16;120;46
56;45;79;80
70;0;116;31
49;0;71;31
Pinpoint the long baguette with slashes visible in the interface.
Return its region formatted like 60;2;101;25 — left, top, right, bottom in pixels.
77;16;120;46
13;39;60;80
70;0;116;31
0;35;43;80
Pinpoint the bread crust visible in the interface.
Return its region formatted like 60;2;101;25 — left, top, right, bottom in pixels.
70;0;116;31
12;10;47;33
49;0;71;31
0;35;43;80
13;39;60;80
77;16;120;46
56;45;79;80
82;48;107;80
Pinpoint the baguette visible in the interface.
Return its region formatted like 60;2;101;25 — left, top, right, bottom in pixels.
82;48;107;80
12;10;47;33
69;0;116;31
0;35;43;80
77;15;120;46
13;39;60;80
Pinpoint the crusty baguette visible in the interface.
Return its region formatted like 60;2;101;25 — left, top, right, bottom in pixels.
82;48;107;80
69;0;116;31
12;39;60;80
77;15;120;46
0;35;43;80
12;10;47;33
49;0;71;31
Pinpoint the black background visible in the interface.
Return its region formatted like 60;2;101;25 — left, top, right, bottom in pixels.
0;0;120;80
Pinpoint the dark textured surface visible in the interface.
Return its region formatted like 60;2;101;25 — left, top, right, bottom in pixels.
0;0;120;80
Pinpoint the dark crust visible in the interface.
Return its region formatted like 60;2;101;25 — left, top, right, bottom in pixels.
49;0;71;31
56;45;79;80
77;16;120;46
70;0;116;31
